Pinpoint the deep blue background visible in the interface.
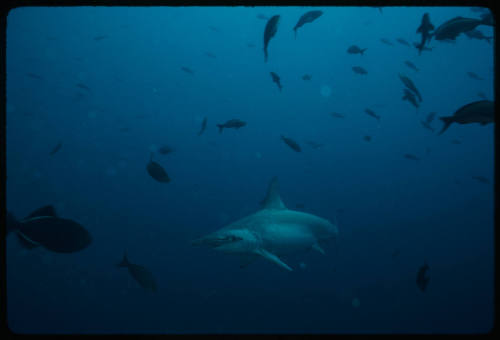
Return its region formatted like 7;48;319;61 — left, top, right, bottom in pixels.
5;6;494;333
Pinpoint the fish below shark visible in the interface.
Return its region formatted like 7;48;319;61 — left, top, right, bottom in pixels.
191;177;339;271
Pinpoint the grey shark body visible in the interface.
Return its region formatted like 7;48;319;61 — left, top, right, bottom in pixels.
192;177;338;271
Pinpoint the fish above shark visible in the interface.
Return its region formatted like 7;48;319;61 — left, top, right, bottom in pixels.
191;177;339;271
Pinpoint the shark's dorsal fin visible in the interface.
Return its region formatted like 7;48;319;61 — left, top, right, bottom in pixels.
260;176;287;210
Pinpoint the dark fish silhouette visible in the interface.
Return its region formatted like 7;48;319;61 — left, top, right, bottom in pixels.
396;38;410;46
347;45;367;55
480;12;494;26
198;117;207;136
76;83;91;92
146;153;170;183
472;176;490;184
363;135;372;142
433;16;485;41
158;145;173;155
399;73;422;102
26;72;43;80
380;38;394;46
293;10;323;39
421;112;436;132
352;66;368;75
247;42;256;48
302;74;312;80
270;72;282;91
464;29;492;43
467;71;483;80
117;252;157;292
330;112;345;119
416;13;434;55
413;41;433;52
281;135;301;152
49;141;62;156
364;108;380;122
416;262;430;292
404;153;420;161
404;60;419;72
402;88;419;109
438;100;494;135
181;67;194;75
216;119;247;133
263;15;280;62
93;35;108;41
7;205;92;253
470;7;490;13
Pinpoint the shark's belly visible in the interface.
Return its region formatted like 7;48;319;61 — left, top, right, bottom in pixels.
259;224;317;255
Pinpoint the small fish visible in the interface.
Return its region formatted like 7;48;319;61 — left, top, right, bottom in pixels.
26;72;43;80
404;60;419;72
293;10;323;39
330;112;345;119
205;51;216;58
305;140;324;149
198;117;207;136
396;38;410;46
399;73;422;102
302;74;312;81
7;205;92;253
450;139;462;144
281;135;301;152
467;72;483;80
363;135;372;142
247;42;256;48
416;262;430;292
416;13;434;55
158;145;174;155
146;153;170;183
270;72;282;91
352;66;368;75
93;35;108;41
181;67;194;75
117;251;157;292
347;45;367;55
402;88;419;109
477;92;487;99
257;14;269;20
76;83;91;92
421;112;436;132
403;153;420;161
216;119;247;133
50;141;62;156
438;100;494;135
472;176;490;184
263;15;280;62
380;38;394;46
364;108;380;122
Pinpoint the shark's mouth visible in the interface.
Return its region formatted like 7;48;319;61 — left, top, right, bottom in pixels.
191;235;243;248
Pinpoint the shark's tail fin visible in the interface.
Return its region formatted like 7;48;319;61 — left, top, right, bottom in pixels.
438;116;454;135
117;251;130;268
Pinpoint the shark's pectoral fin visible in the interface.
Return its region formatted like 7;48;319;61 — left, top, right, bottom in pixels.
312;243;325;255
255;249;292;271
239;254;258;269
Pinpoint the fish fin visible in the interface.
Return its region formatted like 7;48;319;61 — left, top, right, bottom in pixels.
216;124;224;134
239;254;258;269
260;176;287;210
312;243;326;255
16;231;40;249
360;48;367;55
25;205;57;220
117;251;130;268
255;248;292;271
438;116;454;135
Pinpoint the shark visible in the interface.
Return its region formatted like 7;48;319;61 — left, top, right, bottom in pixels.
191;177;339;271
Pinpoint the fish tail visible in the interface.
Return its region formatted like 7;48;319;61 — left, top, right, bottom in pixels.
117;251;130;268
360;48;367;55
217;124;224;134
438;116;454;135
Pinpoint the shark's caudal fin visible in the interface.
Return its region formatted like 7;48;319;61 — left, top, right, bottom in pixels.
255;248;292;271
438;116;454;135
260;176;287;210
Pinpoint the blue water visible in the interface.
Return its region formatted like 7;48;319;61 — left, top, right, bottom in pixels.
5;6;494;334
